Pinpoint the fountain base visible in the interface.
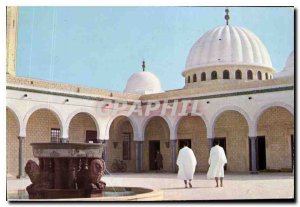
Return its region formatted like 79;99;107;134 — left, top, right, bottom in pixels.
25;143;106;199
28;189;103;199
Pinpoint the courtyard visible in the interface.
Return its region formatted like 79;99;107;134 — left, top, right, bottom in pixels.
7;172;294;201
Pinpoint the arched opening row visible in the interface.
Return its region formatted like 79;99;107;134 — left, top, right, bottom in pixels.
186;70;273;83
7;106;293;176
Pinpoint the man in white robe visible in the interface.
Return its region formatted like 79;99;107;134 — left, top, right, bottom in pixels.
207;140;227;187
176;141;197;188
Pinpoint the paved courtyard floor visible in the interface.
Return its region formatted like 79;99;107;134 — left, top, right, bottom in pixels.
7;172;294;201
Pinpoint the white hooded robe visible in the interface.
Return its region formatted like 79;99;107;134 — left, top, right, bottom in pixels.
207;145;227;179
176;146;197;180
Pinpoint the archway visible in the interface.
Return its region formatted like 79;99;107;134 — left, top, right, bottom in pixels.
176;116;208;172
26;109;62;164
257;106;294;171
143;116;171;171
107;116;135;172
68;112;98;143
6;107;20;177
213;110;249;172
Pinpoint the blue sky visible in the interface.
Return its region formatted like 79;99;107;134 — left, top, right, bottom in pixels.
16;7;294;92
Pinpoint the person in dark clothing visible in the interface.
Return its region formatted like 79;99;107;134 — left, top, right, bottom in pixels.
155;151;163;172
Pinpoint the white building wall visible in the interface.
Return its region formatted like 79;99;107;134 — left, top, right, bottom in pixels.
6;84;294;141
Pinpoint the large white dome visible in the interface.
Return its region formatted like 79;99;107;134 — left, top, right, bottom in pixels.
124;71;162;94
184;25;273;72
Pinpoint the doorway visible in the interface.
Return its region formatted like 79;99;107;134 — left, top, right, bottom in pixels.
178;139;191;151
257;136;266;171
149;141;160;170
214;137;227;170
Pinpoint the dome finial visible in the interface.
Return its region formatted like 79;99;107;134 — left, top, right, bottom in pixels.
225;8;230;25
142;60;146;72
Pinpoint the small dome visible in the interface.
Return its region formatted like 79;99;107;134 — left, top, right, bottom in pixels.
124;71;162;94
184;25;273;73
275;51;294;79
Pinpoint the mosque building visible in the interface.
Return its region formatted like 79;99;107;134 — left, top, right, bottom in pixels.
6;7;294;178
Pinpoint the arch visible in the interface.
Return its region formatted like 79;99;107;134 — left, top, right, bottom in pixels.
223;70;230;79
257;71;262;80
105;114;139;141
175;115;209;171
235;70;242;79
141;115;172;141
253;102;294;128
255;103;294;171
6;105;21;134
6;106;22;177
201;72;206;81
23;104;64;137
65;108;100;140
210;106;253;138
211;71;217;80
247;70;253;80
265;73;268;80
193;74;197;82
174;114;209;140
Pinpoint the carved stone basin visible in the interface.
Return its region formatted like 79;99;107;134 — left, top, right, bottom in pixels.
25;143;106;199
31;143;104;158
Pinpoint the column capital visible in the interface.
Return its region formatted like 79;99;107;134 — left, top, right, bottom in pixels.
134;140;144;143
96;140;106;144
18;136;25;140
59;138;69;143
248;136;257;140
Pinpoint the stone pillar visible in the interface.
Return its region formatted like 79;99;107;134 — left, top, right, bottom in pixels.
17;136;25;178
208;138;214;150
54;158;62;188
249;136;258;174
135;141;143;173
170;140;177;173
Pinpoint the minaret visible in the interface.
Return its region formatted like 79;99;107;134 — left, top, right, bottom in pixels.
6;6;19;76
225;8;230;26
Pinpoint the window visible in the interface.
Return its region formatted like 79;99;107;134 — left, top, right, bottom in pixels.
211;71;217;80
223;70;230;79
265;73;268;80
86;130;97;143
187;76;191;83
51;128;60;143
201;72;206;81
257;71;262;80
247;70;253;80
193;74;197;82
123;133;131;160
235;70;242;79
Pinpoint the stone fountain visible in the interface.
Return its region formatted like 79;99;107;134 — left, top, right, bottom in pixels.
25;143;106;199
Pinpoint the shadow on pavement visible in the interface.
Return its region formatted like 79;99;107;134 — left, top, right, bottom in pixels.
161;187;215;190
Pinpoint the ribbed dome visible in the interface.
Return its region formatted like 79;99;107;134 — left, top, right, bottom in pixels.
124;71;162;94
185;25;273;72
